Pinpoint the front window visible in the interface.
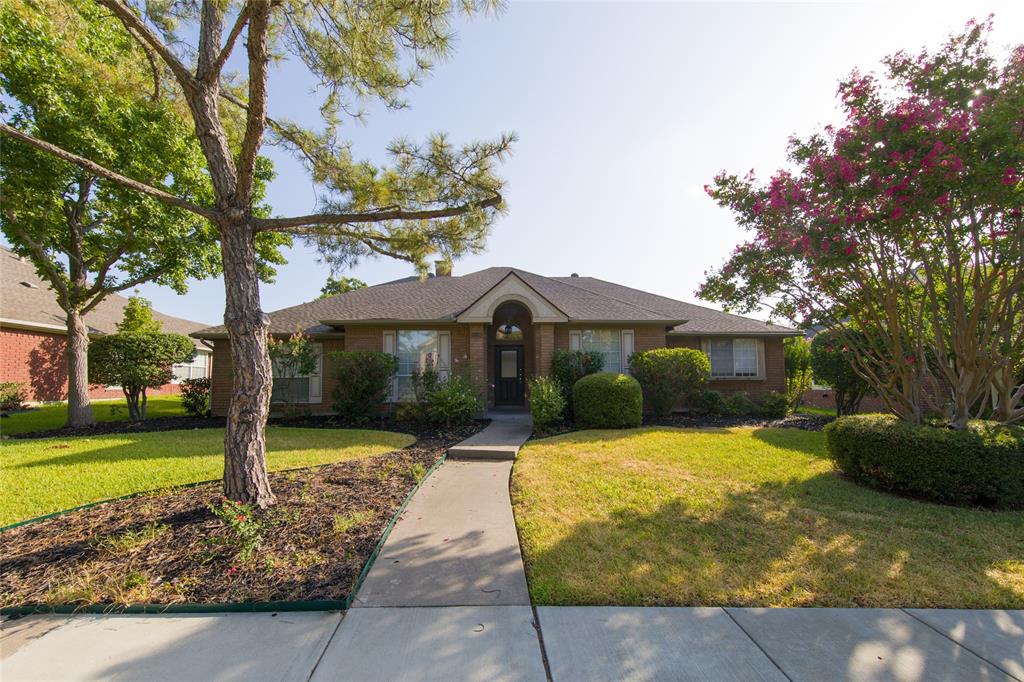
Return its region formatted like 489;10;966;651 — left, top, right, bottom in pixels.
396;330;440;400
495;323;523;341
172;352;208;383
580;329;621;373
271;345;322;403
709;338;759;377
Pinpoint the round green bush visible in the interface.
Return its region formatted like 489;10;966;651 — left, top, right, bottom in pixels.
573;372;643;429
629;347;710;417
824;414;1024;509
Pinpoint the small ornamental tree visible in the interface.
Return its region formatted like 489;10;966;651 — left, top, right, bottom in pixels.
629;348;711;418
698;19;1024;428
810;329;872;416
267;332;319;409
783;337;813;409
89;302;196;421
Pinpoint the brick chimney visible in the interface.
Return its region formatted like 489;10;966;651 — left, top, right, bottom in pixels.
434;260;452;277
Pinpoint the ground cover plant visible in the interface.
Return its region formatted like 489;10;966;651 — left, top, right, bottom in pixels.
0;427;413;525
512;427;1024;608
1;396;189;436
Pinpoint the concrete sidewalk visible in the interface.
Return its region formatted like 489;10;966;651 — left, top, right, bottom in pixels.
447;411;533;460
5;607;1021;681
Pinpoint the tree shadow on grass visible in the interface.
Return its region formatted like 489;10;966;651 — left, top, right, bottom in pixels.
522;474;1024;612
9;435;225;469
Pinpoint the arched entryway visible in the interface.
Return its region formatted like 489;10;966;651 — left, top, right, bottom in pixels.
490;301;533;406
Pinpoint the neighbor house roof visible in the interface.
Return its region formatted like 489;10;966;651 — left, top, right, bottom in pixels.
193;266;797;338
0;247;212;349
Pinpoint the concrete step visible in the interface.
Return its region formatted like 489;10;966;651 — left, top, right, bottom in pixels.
447;443;521;460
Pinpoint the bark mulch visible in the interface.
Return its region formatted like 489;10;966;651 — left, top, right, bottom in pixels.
0;423;484;610
531;412;834;440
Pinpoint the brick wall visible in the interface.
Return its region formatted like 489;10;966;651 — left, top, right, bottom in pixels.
1;326;191;403
666;335;786;396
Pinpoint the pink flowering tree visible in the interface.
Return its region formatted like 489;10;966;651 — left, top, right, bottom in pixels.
699;18;1023;428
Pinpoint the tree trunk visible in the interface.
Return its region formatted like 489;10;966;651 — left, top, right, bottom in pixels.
221;220;275;507
140;388;148;420
65;309;95;428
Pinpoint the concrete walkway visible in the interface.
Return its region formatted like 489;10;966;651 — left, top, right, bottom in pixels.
4;417;1022;681
447;411;533;460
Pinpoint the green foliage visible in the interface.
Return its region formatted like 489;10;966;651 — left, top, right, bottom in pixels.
629;348;711;417
330;351;398;422
425;375;482;427
180;378;211;418
208;498;265;563
573;373;643;429
117;296;162;334
551;350;604;416
89;331;195;421
810;330;871;416
691;389;726;415
528;376;566;429
724;391;756;416
319;276;367;298
783;337;813;409
0;382;27;412
755;390;790;419
268;331;319;407
825;415;1024;509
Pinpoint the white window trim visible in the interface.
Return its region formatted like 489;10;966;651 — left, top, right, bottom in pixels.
171;351;210;384
569;328;634;374
701;337;766;380
385;330;451;402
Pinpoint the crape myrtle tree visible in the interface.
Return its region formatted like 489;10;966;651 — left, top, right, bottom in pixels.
699;18;1024;428
0;0;513;506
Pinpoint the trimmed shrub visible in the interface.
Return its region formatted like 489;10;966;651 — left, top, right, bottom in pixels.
691;388;726;415
89;332;196;421
755;390;790;418
573;372;642;429
0;382;27;412
180;377;211;417
825;414;1024;509
630;348;710;417
551;349;603;415
426;374;482;427
331;351;398;423
528;376;565;429
724;391;755;416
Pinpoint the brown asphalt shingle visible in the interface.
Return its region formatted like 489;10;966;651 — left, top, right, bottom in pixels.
192;266;797;338
0;247;211;347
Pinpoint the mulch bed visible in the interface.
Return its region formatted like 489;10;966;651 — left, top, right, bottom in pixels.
531;412;834;440
4;412;489;443
0;423;484;610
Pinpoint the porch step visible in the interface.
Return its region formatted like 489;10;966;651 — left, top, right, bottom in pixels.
446;414;533;461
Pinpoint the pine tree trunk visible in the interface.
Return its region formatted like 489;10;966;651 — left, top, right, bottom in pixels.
221;220;275;507
65;309;95;428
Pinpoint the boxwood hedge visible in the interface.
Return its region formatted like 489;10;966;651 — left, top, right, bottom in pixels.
573;372;643;429
824;414;1024;509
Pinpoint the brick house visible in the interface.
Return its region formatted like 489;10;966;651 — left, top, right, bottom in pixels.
194;266;799;416
0;247;212;403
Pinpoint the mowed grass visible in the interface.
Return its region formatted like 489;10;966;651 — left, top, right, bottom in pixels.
1;396;187;435
511;427;1024;609
0;427;414;525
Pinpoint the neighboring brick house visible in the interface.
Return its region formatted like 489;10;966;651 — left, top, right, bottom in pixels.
195;266;799;416
0;247;212;403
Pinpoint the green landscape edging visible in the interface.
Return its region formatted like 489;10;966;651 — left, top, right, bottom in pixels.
341;452;448;609
1;450;448;616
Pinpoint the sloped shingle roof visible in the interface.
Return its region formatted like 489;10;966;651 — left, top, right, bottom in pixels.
194;266;796;338
0;247;211;348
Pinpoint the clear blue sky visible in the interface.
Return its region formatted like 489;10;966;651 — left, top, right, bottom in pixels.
52;2;1024;324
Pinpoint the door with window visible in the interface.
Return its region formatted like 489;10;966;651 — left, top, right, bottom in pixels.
495;345;524;405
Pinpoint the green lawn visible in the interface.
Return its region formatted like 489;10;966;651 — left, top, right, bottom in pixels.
512;427;1024;609
795;405;836;417
1;395;188;436
0;427;414;525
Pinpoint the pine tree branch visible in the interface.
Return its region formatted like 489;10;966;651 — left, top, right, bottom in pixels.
203;5;250;83
234;2;271;203
94;0;197;92
253;193;502;232
0;123;216;219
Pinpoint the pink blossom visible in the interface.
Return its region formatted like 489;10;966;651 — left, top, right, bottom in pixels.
890;207;905;220
1002;167;1020;186
934;193;950;206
